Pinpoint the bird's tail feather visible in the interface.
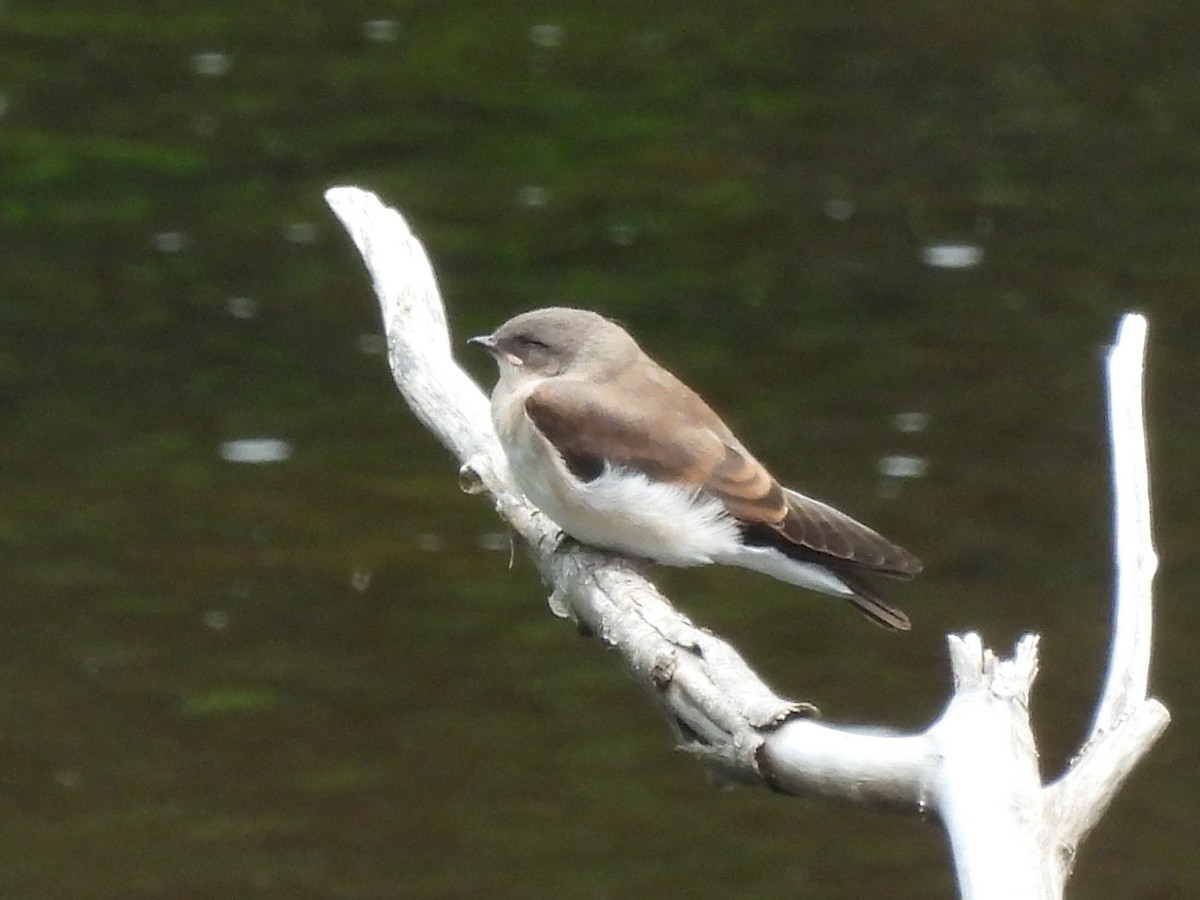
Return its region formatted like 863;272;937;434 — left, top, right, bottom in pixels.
714;543;913;631
834;569;912;631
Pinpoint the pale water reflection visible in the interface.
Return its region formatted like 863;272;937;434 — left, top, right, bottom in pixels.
191;51;232;78
219;438;293;464
362;19;401;44
920;242;985;269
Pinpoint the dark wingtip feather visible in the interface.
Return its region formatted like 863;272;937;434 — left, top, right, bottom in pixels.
779;488;923;578
835;569;912;631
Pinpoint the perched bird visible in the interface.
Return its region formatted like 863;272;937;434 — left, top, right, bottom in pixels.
469;307;922;630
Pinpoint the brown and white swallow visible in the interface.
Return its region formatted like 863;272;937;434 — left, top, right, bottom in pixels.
470;307;922;630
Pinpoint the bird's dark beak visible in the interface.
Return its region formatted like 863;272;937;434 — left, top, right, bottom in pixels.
469;333;523;367
468;334;497;354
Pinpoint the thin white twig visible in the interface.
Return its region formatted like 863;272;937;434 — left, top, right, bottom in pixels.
1093;313;1158;735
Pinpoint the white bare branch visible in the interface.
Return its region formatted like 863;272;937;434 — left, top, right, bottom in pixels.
1094;312;1158;732
1043;312;1171;874
325;187;1169;900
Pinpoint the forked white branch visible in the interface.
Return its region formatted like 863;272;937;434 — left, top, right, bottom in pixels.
325;186;1169;900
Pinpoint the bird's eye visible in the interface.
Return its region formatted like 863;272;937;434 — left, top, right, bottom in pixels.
516;334;548;350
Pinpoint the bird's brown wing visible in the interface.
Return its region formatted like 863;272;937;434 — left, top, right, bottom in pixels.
524;373;733;485
770;489;922;577
524;374;921;578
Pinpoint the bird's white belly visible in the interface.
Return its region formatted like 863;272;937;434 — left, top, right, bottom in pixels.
500;413;740;566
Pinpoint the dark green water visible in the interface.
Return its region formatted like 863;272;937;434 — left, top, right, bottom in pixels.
3;2;1198;897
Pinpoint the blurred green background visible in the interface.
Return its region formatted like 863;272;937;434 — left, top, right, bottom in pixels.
2;1;1197;897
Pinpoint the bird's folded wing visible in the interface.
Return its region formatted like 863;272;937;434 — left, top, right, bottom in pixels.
775;489;922;577
524;377;733;486
525;379;921;577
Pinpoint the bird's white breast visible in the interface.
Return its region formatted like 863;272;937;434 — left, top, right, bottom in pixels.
493;395;741;566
